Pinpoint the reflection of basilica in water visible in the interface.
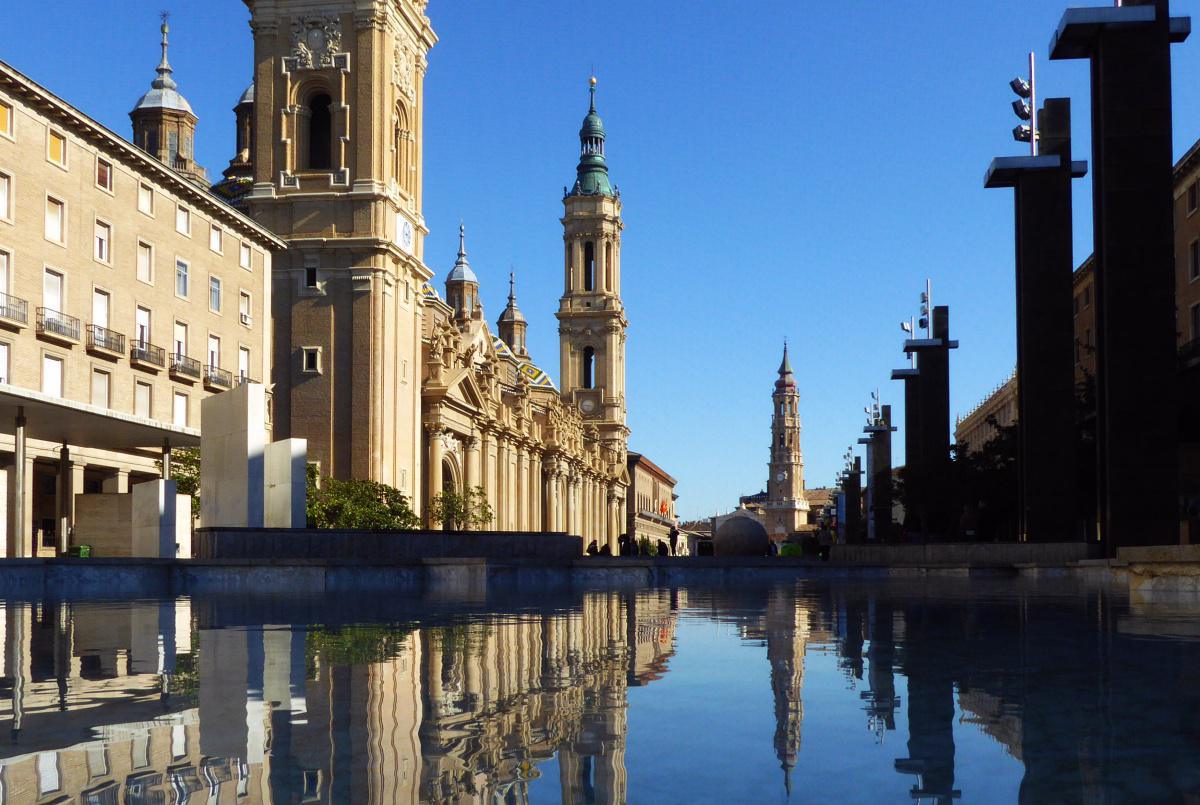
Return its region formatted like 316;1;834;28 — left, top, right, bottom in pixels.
0;591;701;803
0;582;1198;802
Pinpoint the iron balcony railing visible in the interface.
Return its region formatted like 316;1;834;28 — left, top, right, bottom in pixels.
205;365;233;390
87;324;126;354
236;374;258;387
0;293;28;327
170;353;202;380
36;307;80;341
130;339;166;368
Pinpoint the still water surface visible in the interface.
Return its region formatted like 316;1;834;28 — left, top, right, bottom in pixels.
0;578;1196;803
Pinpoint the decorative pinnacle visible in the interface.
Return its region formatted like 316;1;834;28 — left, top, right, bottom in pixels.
589;75;597;112
457;221;466;260
508;271;516;303
153;10;177;90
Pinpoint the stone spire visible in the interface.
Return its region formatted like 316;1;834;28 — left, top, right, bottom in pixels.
776;340;795;389
498;271;529;357
445;223;480;323
130;13;207;187
569;76;613;197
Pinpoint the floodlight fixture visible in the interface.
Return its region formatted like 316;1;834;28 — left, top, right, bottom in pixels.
901;321;913;334
1012;99;1032;120
1013;124;1033;143
1009;52;1037;156
1009;77;1032;98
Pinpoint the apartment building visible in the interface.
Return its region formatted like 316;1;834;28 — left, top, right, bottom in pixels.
0;58;283;557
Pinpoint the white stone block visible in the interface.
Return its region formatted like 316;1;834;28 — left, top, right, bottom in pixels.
265;438;307;528
200;384;267;528
131;480;178;559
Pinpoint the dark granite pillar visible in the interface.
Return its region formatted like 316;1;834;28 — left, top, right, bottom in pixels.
862;406;897;543
1051;0;1189;550
908;308;957;540
891;368;922;541
984;99;1085;543
843;457;863;544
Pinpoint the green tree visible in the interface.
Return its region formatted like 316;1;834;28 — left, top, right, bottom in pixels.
428;485;494;531
160;447;201;518
306;469;420;530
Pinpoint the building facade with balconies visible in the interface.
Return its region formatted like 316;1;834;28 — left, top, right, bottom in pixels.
0;55;283;557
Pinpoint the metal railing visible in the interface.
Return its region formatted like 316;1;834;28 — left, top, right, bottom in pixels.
0;292;28;326
36;307;80;341
205;365;233;390
236;374;259;387
170;353;202;380
87;324;126;354
130;339;166;368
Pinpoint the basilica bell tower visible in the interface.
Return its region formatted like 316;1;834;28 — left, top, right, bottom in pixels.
241;0;436;502
557;78;629;453
766;343;809;539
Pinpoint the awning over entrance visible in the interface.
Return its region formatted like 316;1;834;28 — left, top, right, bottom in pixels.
0;385;200;450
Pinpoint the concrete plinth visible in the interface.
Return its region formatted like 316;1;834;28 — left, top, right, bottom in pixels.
264;438;307;529
200;383;267;528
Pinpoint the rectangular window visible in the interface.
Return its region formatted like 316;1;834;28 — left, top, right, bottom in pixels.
240;242;252;269
137;241;153;283
138;183;154;215
302;347;320;373
0;250;8;292
45;197;64;243
209;223;222;253
94;220;111;263
175;204;190;235
1190;181;1198;213
136;306;151;343
42;355;63;397
208;334;220;368
135;380;152;418
239;346;251;380
0;100;11;137
1191;240;1199;282
239;291;251;325
96;158;112;192
1083;286;1091;308
175;259;189;297
47;130;66;166
172;391;188;427
43;268;63;312
1192;304;1200;341
0;171;10;220
305;266;318;288
92;288;109;329
209;275;222;312
0;342;9;384
173;321;188;358
91;368;110;408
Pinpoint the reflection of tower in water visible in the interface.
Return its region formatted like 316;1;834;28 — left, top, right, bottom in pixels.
765;587;808;797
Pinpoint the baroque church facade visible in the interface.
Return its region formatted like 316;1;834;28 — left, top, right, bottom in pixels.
215;0;631;549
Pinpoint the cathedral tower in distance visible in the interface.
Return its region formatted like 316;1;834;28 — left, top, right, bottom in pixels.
766;343;809;538
557;78;629;457
242;0;436;500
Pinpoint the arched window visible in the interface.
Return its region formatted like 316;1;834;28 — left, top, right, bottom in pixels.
394;104;411;193
605;241;613;291
582;347;595;389
307;93;332;170
584;242;595;292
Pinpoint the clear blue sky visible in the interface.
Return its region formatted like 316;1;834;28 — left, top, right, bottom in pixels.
5;1;1200;520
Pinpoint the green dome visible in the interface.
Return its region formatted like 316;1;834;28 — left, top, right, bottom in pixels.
569;78;614;197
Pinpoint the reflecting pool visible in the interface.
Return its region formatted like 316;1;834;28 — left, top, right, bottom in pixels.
0;578;1197;803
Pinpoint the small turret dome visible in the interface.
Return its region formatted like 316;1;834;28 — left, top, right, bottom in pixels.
131;17;194;116
237;82;255;107
446;223;478;284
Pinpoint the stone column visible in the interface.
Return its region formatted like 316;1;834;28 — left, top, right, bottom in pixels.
544;463;556;532
516;446;528;531
101;469;130;494
427;425;444;530
530;451;542;531
479;428;493;528
465;433;480;492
